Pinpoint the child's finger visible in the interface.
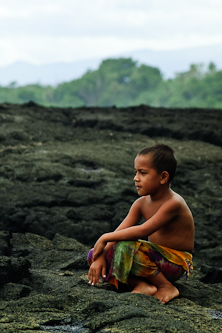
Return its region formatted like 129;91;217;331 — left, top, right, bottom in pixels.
88;267;93;283
102;265;106;279
89;267;98;286
94;268;100;285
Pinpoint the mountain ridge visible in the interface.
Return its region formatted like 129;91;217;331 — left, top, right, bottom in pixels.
1;44;222;86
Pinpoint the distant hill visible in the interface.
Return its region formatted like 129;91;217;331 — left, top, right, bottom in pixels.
0;58;102;87
0;44;222;87
122;44;222;78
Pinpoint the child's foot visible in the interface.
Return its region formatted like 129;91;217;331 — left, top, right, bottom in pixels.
154;284;179;304
131;281;157;296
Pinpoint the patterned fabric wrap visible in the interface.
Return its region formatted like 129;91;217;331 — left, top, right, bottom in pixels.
87;240;193;289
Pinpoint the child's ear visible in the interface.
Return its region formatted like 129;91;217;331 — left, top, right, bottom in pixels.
160;171;169;184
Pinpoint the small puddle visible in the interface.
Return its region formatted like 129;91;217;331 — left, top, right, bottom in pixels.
40;324;87;332
208;310;222;320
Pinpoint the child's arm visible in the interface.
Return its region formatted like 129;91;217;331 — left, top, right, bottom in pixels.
88;199;142;285
92;197;181;260
94;198;142;256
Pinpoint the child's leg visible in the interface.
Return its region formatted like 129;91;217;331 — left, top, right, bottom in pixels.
128;273;179;304
145;272;179;304
128;245;183;303
128;275;157;296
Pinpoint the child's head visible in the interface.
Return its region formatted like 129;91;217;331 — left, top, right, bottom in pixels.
138;144;177;183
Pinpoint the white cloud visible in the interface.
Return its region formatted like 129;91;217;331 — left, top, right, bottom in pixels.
0;0;222;66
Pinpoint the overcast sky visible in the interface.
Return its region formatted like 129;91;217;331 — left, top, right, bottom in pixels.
1;0;222;67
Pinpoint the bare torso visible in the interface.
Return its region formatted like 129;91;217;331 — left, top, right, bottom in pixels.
139;191;195;253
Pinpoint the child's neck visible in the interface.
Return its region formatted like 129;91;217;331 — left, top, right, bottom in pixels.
150;186;172;202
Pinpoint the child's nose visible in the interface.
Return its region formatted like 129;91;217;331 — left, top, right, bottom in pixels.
134;173;138;181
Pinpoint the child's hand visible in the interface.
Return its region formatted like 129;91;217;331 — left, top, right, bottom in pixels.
88;256;107;286
92;236;107;261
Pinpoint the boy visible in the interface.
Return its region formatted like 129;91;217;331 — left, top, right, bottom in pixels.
88;144;195;304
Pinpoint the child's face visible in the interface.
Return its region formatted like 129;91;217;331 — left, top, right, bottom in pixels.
134;153;162;196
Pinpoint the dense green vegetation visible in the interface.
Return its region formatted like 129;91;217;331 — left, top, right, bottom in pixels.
1;58;222;109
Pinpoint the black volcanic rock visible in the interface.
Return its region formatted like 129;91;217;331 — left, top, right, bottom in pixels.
0;231;221;332
0;103;221;332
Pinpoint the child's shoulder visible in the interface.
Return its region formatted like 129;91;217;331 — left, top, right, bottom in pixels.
165;191;191;216
135;195;150;205
170;191;187;206
133;191;187;212
131;196;148;210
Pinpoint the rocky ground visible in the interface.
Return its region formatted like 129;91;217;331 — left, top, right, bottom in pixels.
0;102;221;332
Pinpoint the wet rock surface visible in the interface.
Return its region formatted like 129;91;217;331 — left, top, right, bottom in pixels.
0;103;222;332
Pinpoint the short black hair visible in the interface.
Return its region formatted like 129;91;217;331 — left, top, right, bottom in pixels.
138;144;177;183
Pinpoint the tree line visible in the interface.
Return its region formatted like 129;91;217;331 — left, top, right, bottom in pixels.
0;58;222;109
